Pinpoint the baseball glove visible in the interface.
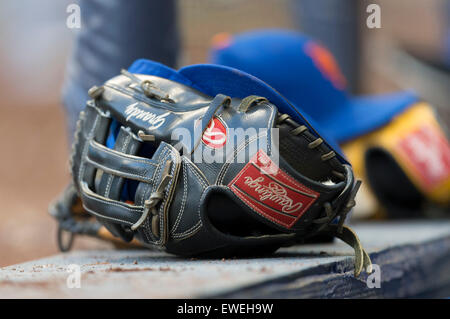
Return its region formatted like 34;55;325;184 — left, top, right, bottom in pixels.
52;61;371;276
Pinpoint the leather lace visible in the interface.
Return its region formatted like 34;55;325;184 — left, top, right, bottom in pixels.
130;160;173;235
277;113;372;276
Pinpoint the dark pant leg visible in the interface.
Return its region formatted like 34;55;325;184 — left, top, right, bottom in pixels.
62;0;179;141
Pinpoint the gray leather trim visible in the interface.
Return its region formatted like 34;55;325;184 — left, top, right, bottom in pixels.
169;160;188;234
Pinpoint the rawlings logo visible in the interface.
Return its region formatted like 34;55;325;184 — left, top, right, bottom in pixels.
202;117;227;149
125;102;170;130
229;150;319;229
243;176;303;214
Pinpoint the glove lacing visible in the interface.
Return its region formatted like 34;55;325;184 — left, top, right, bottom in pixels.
121;69;175;103
277;113;372;276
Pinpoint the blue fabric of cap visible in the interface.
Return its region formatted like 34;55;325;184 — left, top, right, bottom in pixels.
209;29;419;142
127;58;347;162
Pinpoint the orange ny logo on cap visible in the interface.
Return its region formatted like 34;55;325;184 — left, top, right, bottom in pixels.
304;42;347;90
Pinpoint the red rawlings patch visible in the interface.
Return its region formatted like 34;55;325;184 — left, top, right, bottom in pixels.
202;117;227;149
228;150;319;229
396;125;450;188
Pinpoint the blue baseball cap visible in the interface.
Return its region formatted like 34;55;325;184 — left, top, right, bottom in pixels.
209;29;419;142
126;58;348;162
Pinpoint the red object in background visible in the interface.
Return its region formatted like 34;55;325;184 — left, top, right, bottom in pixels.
397;125;450;188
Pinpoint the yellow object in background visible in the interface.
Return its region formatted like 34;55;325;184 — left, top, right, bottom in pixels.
343;102;450;218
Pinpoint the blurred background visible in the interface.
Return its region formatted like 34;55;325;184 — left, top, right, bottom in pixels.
0;0;449;266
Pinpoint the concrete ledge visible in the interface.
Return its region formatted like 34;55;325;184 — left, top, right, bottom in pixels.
1;221;449;298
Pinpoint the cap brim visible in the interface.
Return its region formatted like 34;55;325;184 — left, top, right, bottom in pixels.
128;59;348;163
320;91;419;143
